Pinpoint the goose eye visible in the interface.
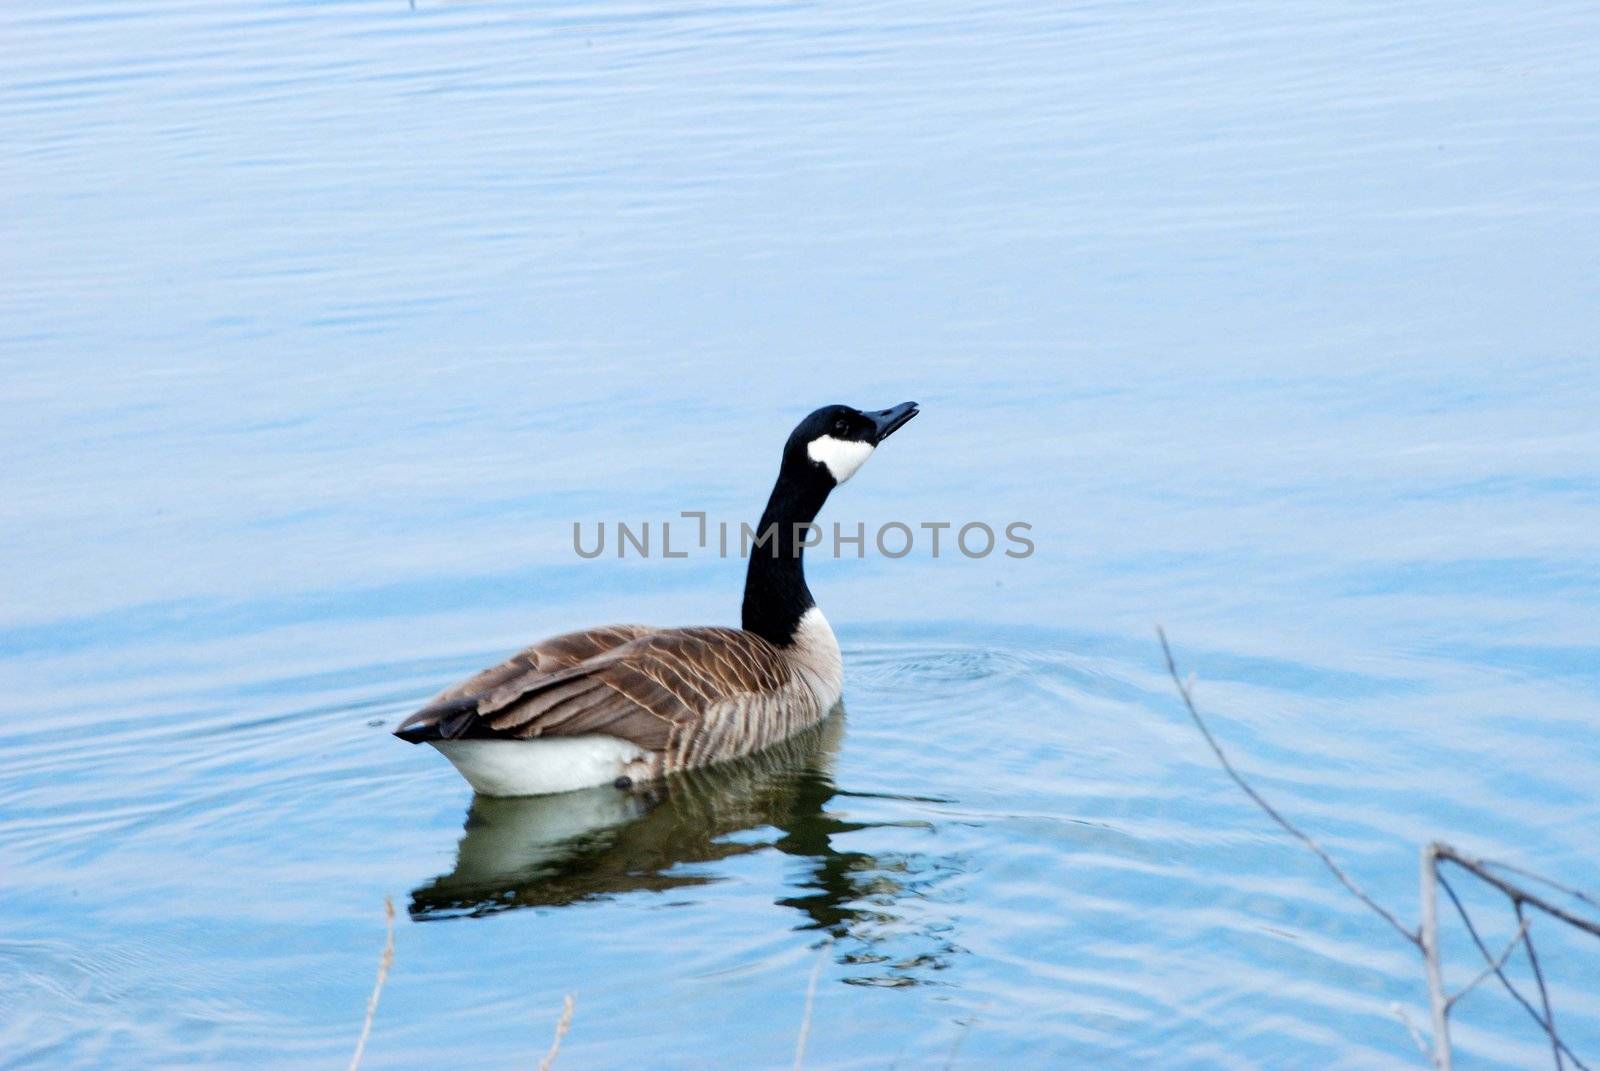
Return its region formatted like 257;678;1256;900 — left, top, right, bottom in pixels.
832;419;848;434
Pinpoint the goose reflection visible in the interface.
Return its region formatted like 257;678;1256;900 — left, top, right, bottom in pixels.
410;713;965;986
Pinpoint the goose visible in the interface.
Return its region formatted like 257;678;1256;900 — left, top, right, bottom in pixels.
394;400;919;796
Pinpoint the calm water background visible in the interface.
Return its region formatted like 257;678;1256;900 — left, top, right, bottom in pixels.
4;0;1599;1067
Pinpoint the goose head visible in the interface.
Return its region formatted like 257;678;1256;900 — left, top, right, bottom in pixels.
785;401;919;487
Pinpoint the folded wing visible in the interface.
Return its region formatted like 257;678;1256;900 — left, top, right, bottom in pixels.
393;626;791;758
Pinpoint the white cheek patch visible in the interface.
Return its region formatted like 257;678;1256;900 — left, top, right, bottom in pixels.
807;435;875;483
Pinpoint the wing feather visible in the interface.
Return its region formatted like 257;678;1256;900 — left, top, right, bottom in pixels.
394;625;794;761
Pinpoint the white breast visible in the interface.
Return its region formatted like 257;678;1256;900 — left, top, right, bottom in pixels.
433;735;646;797
787;607;844;713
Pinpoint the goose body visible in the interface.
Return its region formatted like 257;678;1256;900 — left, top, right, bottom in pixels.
395;401;918;796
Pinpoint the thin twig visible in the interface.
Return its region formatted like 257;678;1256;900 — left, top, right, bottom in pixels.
1519;901;1565;1071
1439;874;1591;1071
1157;629;1421;948
1434;847;1600;941
1496;861;1600;910
1447;915;1531;1009
1483;860;1600;913
793;940;831;1071
538;994;576;1071
348;897;396;1071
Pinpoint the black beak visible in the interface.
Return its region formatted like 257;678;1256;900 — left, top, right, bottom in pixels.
866;401;919;444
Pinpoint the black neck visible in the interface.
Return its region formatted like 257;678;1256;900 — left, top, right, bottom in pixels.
741;459;833;646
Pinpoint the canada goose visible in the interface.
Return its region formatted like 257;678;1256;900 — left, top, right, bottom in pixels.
394;400;919;796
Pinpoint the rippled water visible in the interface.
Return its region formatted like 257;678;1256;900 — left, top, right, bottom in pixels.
4;0;1599;1067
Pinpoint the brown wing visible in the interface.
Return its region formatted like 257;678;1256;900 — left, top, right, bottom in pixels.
394;626;790;755
427;625;655;706
394;625;652;743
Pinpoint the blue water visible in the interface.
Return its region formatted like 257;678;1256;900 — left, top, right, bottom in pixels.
3;0;1599;1067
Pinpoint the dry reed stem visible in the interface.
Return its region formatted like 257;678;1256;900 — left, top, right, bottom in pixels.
538;994;576;1071
347;897;396;1071
1420;844;1452;1069
793;940;830;1071
1391;1003;1431;1060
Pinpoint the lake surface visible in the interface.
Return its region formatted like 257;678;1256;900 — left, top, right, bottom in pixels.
3;0;1599;1067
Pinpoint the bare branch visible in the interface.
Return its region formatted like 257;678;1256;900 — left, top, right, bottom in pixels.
1447;915;1531;1010
1438;873;1591;1071
1434;846;1600;941
1158;630;1599;1071
1157;629;1422;948
348;897;396;1071
538;994;576;1071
